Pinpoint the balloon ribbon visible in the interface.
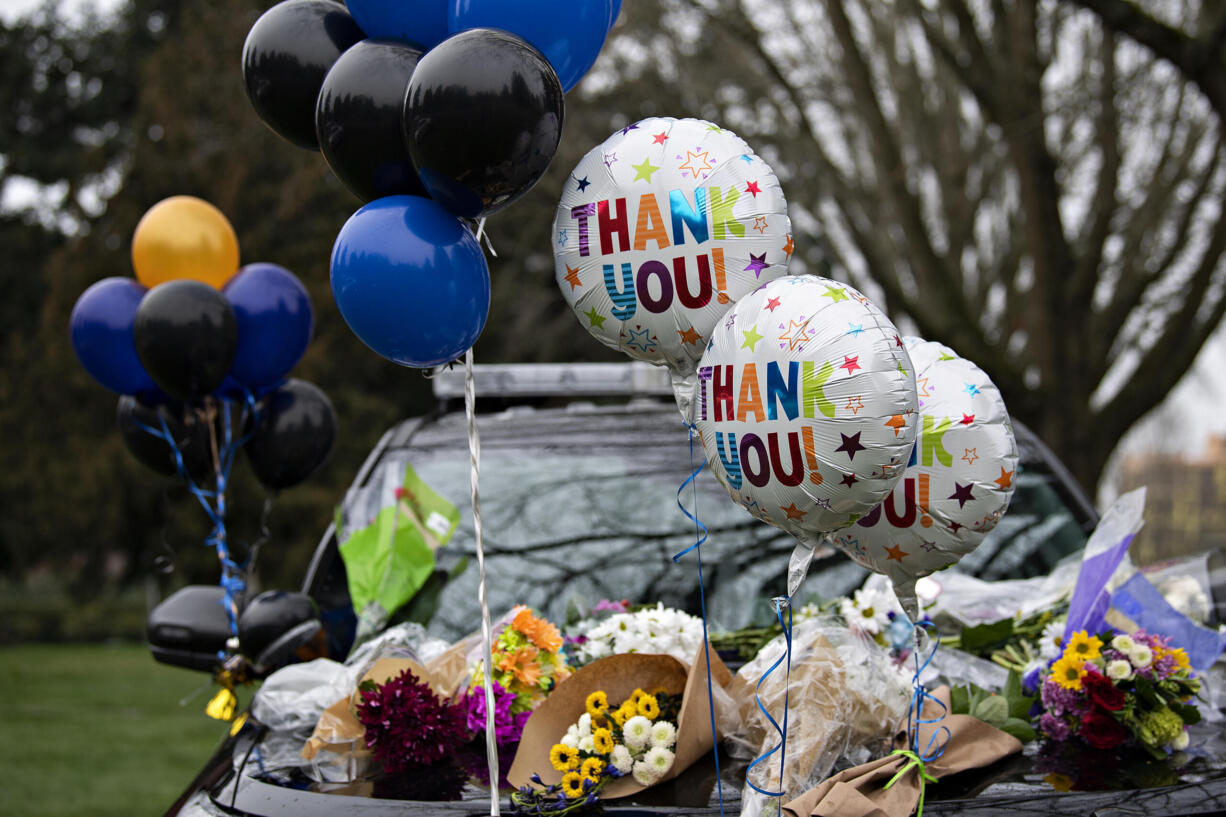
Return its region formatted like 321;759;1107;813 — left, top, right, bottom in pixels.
671;423;725;817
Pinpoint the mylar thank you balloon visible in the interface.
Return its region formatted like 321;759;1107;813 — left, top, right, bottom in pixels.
315;39;429;203
242;0;365;150
134;279;238;402
69;277;157;396
131;197;240;290
223;263;314;390
555;117;793;389
330;195;490;367
244;379;337;491
403;27;564;218
692;275;918;595
829;337;1018;619
448;0;612;92
116;396;216;481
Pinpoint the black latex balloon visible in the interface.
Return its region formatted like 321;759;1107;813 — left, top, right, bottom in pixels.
242;0;365;150
316;39;428;202
244;379;337;491
133;280;237;401
402;28;564;218
116;396;216;480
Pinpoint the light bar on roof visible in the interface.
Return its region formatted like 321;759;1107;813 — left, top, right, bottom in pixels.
430;362;674;400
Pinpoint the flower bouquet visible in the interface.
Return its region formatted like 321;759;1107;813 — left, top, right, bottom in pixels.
467;605;571;746
1036;629;1201;757
569;602;705;667
506;646;734;809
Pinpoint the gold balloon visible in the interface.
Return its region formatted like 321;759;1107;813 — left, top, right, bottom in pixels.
131;196;240;289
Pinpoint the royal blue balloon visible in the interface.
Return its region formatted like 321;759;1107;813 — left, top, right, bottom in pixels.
223;263;315;389
330;195;489;367
608;0;621;31
70;277;158;396
346;0;449;48
448;0;611;92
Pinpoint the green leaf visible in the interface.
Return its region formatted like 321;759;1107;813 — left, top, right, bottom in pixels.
971;695;1009;726
1009;693;1036;720
950;685;970;716
959;619;1017;653
999;718;1036;743
1171;701;1202;725
1004;670;1022;701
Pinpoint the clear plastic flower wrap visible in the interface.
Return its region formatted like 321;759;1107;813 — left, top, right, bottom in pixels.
724;614;912;816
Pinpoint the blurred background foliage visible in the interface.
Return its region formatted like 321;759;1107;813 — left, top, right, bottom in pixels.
3;0;1226;640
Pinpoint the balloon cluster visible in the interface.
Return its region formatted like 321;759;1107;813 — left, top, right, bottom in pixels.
241;0;619;367
554;119;1019;617
69;195;337;494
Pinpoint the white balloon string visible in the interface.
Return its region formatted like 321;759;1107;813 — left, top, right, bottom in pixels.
474;217;499;257
466;347;500;815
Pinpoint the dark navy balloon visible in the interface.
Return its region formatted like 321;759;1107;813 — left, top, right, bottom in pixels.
241;0;365;150
223;263;314;389
402;28;563;218
330;195;489;367
244;379;337;491
70;277;158;396
134;280;238;401
316;39;428;203
448;0;611;92
345;0;448;49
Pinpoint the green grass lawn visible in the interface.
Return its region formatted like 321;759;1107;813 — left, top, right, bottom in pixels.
0;643;238;817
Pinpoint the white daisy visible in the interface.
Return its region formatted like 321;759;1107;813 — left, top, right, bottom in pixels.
649;720;677;749
623;716;651;753
1111;634;1136;653
609;744;634;774
1106;660;1132;681
1130;644;1153;669
642;745;675;776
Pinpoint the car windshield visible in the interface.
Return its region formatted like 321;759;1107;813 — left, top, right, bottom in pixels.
336;401;1091;643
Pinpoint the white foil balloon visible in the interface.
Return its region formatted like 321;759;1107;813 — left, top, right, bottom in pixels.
694;275;919;551
553;117;792;380
830;337;1018;618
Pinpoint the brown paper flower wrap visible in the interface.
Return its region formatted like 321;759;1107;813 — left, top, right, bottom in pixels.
300;637;473;775
507;645;734;799
782;686;1023;817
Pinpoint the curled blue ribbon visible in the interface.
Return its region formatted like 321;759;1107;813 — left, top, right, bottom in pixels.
135;391;261;644
671;423;724;817
907;621;950;762
745;597;793;798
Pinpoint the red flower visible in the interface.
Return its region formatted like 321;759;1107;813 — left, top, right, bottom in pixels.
1080;709;1128;750
1082;670;1125;712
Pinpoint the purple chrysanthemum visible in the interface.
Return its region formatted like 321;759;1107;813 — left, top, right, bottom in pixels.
1039;712;1072;742
355;668;468;773
1041;679;1088;716
462;678;530;745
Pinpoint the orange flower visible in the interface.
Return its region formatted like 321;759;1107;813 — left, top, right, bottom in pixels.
497;644;542;687
513;607;564;652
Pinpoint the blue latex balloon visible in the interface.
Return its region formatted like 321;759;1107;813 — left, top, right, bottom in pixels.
70;277;158;396
346;0;449;48
330;195;489;367
448;0;611;92
223;263;315;389
608;0;621;31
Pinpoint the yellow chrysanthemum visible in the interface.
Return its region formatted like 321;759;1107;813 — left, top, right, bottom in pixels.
1166;646;1191;672
549;743;579;771
1051;654;1086;691
637;693;660;720
560;771;585;798
1044;773;1073;792
592;727;615;754
1064;631;1102;663
580;757;605;781
629;688;645;705
586;690;610;719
